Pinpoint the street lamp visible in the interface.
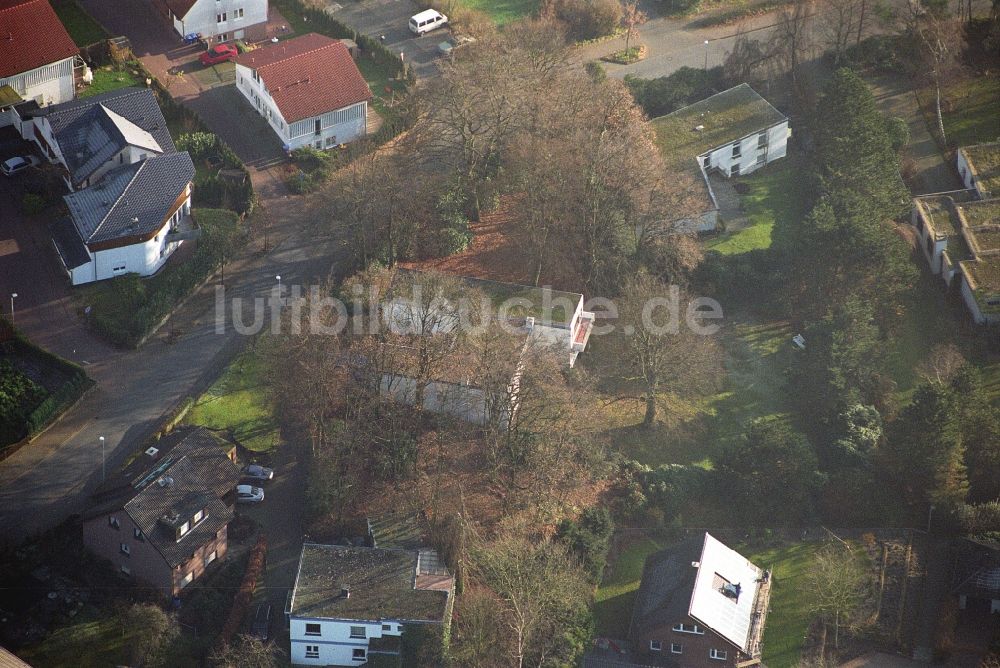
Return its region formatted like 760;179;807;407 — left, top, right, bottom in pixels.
704;40;710;71
276;275;282;297
99;436;106;481
9;293;17;324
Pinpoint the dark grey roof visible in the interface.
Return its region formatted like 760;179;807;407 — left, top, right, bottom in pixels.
629;538;704;640
63;152;194;244
55;104;164;185
49;218;90;269
45;88;175;184
290;544;450;622
83;427;240;567
125;456;232;568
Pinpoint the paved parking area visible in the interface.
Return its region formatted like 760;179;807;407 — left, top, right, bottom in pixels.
326;0;443;82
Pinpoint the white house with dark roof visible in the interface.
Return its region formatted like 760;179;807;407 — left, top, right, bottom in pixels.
287;543;453;666
151;0;268;44
0;0;79;114
82;427;240;597
234;33;372;151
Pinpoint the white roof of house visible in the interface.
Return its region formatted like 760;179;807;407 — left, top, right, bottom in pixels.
688;533;762;651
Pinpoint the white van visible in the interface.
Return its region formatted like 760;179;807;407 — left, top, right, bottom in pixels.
409;9;448;36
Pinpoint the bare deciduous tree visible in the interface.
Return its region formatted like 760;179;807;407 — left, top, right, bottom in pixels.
804;543;867;649
916;343;967;385
914;13;962;143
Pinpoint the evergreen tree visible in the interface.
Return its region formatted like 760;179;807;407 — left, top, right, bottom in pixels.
951;365;1000;502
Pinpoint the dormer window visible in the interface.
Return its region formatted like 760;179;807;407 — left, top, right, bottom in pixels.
177;521;190;539
193;509;204;524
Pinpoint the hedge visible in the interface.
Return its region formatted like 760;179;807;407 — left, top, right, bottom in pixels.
215;534;267;651
0;334;93;448
89;209;243;348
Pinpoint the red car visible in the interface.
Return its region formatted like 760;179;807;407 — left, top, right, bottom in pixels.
199;44;238;66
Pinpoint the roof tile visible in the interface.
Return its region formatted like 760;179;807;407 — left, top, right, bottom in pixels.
235;33;371;123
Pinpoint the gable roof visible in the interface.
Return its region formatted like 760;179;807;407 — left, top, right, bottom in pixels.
630;533;763;653
161;0;198;19
83;427;240;568
63;151;194;245
45;87;176;181
0;0;79;79
56;104;164;185
289;543;451;623
235;33;372;123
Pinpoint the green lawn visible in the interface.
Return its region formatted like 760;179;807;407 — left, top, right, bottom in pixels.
742;540;869;668
702;319;795;451
456;0;538;23
189;61;236;88
594;535;663;639
51;0;107;47
939;76;1000;149
187;347;280;452
19;609;130;667
705;156;812;255
79;67;143;98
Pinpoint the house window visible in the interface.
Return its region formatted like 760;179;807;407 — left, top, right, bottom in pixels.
671;643;683;654
352;648;366;660
756;154;765;165
731;163;741;176
758;132;767;148
119;154;124;164
193;509;204;524
120;565;131;575
349;626;366;639
315;119;322;135
305;623;321;636
649;640;662;651
234;7;244;18
702;155;710;168
382;624;391;631
120;543;130;555
325;136;337;148
177;521;191;540
109;516;120;529
180;572;194;588
217;12;226;22
305;646;319;659
710;649;728;660
732;143;741;157
672;623;704;634
112;265;126;273
134;528;144;541
206;550;217;564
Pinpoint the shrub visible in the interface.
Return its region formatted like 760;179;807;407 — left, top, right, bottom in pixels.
21;193;46;215
176;132;219;160
0;360;47;445
662;0;701;12
625;66;725;118
550;0;623;41
556;507;614;581
585;60;607;83
885;116;910;152
426;182;473;257
215;534;267;652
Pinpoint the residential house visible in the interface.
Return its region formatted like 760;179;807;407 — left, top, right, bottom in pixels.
0;0;78;120
234;33;371;152
287;543;454;666
651;84;789;232
954;539;1000;615
16;87;197;285
911;143;1000;324
377;270;595;424
628;533;770;667
82;427;239;597
152;0;268;44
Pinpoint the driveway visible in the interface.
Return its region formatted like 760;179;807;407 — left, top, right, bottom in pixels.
326;0;443;82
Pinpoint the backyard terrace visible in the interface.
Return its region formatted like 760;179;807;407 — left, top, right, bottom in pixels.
963;142;1000;197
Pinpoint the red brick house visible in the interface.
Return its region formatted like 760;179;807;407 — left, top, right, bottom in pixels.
82;427;239;597
628;533;771;668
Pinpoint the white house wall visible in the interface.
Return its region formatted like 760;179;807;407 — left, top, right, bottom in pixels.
956;149;980;195
0;58;75;107
960;275;986;325
174;0;268;41
289;617;404;666
380;375;489;424
702;121;789;178
71;194;191;285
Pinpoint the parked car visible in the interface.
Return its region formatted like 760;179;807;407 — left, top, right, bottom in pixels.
243;464;274;481
438;35;475;57
1;155;40;177
200;44;238;66
251;603;271;641
409;8;448;35
236;484;264;504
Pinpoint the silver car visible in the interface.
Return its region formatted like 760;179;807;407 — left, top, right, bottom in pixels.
1;155;40;177
236;484;264;503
